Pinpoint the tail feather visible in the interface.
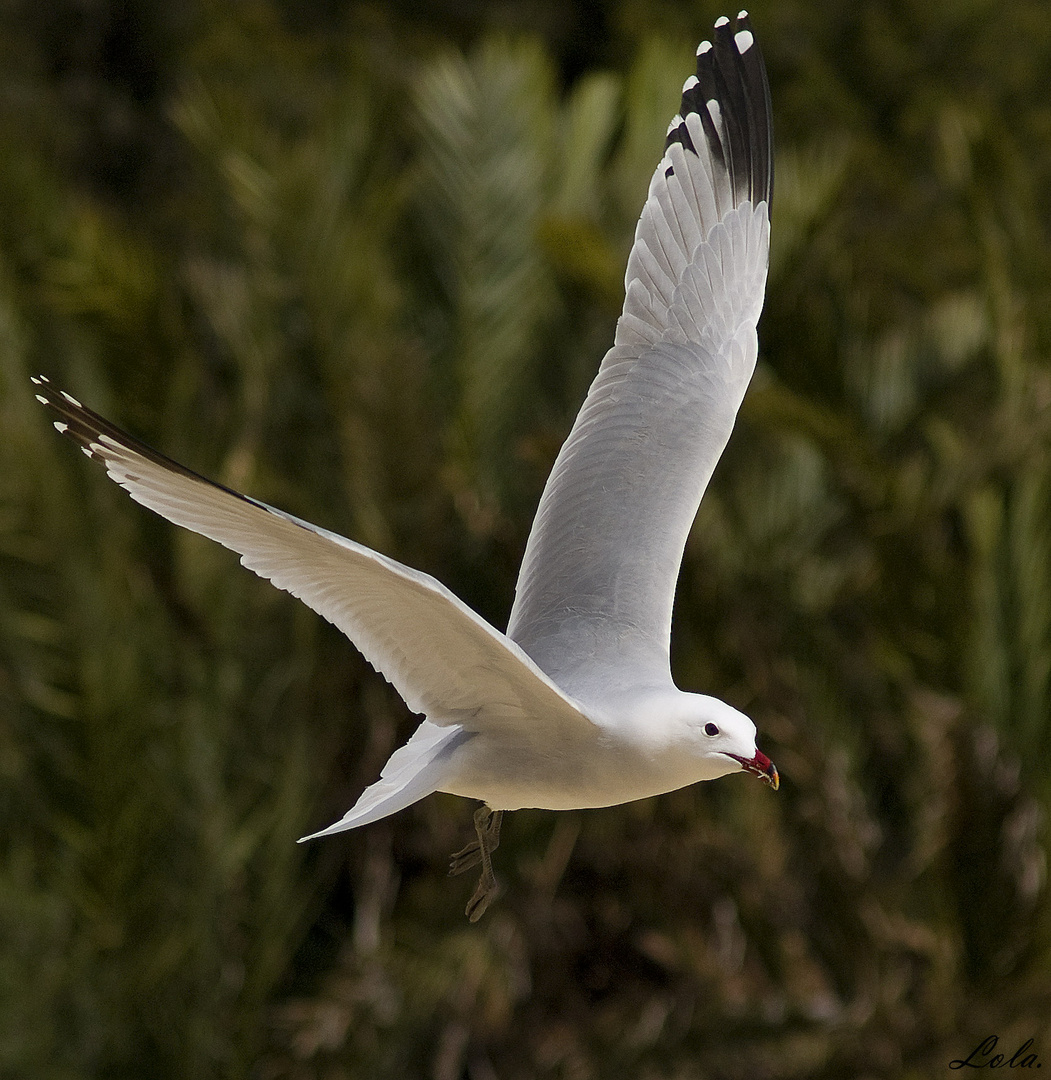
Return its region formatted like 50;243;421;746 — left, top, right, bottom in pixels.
299;722;469;841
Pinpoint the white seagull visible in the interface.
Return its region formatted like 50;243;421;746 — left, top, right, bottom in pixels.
35;10;777;921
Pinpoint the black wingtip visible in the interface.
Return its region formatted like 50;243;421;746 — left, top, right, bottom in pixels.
32;375;297;524
31;374;106;464
32;374;211;487
664;11;773;213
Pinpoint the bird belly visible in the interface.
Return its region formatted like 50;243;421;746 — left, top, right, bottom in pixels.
436;727;698;811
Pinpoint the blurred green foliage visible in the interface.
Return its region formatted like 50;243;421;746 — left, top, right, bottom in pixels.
2;0;1050;1076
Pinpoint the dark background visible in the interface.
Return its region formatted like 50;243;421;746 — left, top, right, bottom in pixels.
2;0;1050;1076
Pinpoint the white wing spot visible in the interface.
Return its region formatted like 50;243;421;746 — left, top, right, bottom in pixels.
707;98;723;128
80;446;94;459
696;40;712;55
30;376;41;385
682;74;698;93
88;442;105;455
734;29;754;52
61;391;82;407
738;8;749;17
666;115;683;135
34;394;48;405
714;16;729;27
98;434;123;450
53;421;69;434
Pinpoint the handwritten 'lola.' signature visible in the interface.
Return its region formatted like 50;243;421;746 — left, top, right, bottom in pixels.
950;1036;1042;1069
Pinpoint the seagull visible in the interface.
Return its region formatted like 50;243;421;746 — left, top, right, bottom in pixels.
34;10;777;922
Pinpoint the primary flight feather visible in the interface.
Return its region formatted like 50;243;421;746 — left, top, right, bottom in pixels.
35;11;778;921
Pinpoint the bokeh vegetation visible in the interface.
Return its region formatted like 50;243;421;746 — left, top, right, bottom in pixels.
2;0;1050;1076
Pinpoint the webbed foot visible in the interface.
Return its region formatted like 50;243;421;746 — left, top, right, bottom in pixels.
449;805;503;922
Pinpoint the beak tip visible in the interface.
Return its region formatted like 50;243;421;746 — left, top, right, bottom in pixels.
731;749;779;791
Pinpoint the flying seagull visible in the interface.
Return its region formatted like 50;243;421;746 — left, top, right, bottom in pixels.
34;10;777;922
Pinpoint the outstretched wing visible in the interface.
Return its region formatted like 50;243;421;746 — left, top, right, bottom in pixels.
33;377;591;735
507;12;772;699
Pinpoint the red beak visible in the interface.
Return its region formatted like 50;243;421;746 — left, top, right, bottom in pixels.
729;749;779;790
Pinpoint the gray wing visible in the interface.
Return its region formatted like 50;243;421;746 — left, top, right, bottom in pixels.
507;13;772;695
33;378;592;737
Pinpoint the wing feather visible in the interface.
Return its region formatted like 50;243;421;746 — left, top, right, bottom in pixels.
508;13;772;700
33;379;591;736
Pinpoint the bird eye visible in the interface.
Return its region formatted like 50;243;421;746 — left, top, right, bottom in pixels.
704;723;719;737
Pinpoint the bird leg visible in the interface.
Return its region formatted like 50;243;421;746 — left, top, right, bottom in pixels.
448;805;503;922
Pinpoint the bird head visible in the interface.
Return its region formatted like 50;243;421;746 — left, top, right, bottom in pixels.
686;695;779;789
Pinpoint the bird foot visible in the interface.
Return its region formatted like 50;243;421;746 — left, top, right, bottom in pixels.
448;839;483;876
465;871;499;922
449;805;503;920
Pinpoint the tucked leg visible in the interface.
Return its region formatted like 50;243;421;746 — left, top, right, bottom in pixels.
448;805;503;922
